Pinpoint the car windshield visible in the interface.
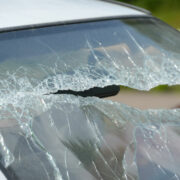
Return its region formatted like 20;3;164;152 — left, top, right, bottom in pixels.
0;17;180;180
0;17;179;93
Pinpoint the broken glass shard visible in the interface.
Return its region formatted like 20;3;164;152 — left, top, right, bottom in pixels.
0;95;180;179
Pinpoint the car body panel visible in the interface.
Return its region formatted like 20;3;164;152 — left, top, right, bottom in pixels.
0;0;146;30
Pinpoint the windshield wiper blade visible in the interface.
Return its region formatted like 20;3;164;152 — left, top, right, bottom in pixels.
53;85;120;98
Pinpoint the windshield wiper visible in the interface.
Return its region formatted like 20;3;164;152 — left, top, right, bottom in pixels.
53;85;120;98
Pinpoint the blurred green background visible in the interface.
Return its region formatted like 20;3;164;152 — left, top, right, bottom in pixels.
115;0;180;93
116;0;180;29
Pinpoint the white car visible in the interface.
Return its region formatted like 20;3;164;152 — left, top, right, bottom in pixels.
0;0;180;180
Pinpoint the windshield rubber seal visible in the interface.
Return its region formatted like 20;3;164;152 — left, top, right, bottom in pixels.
0;15;179;40
0;15;153;34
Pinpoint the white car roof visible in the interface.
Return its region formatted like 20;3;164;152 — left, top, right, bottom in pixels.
0;0;148;30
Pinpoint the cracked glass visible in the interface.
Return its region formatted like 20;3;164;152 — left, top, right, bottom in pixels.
0;17;180;180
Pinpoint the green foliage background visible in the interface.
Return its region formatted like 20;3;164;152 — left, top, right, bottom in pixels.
116;0;180;28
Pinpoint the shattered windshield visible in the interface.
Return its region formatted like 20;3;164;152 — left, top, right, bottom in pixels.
0;17;179;94
0;17;180;180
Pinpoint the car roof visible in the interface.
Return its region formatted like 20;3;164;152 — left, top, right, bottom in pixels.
0;0;149;31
